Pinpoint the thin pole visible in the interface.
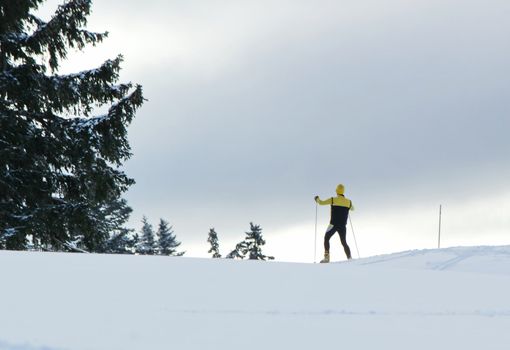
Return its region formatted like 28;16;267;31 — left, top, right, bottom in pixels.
314;202;318;263
438;204;442;249
349;216;360;259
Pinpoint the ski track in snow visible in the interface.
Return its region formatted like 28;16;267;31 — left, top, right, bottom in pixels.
353;245;510;273
355;249;423;265
0;340;62;350
430;252;471;271
166;308;510;318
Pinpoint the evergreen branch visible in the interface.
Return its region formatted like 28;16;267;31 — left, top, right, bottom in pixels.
23;0;108;71
0;1;44;36
68;84;144;165
108;84;145;122
52;236;89;253
27;13;46;28
44;56;129;115
0;228;20;240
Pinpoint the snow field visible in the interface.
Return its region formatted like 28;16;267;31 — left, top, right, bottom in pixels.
1;246;510;349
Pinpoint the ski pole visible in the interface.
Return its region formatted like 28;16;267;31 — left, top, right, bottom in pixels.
314;202;318;263
349;215;360;259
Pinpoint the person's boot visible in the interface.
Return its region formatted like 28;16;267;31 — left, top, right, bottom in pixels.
320;251;330;263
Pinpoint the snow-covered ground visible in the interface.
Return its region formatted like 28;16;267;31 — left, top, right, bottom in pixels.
1;246;510;350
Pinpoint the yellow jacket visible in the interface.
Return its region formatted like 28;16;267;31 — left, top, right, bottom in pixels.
315;195;354;226
316;195;354;210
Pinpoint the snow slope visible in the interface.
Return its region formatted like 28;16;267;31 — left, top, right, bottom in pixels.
1;246;510;350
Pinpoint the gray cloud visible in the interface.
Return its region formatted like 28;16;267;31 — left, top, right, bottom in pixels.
38;0;510;255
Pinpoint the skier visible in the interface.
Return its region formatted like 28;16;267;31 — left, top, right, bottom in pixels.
315;184;354;263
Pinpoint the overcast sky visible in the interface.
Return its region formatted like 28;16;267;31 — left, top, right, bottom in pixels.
39;0;510;261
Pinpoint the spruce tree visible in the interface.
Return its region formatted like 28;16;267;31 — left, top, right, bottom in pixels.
105;228;135;254
244;222;274;261
101;199;135;254
207;228;221;258
130;232;140;254
0;0;144;251
137;216;156;255
157;218;184;256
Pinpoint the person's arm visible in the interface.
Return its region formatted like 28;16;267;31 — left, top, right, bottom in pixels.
314;196;333;205
350;200;355;211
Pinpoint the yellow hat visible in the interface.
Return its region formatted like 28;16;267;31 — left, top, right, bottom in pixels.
336;184;345;195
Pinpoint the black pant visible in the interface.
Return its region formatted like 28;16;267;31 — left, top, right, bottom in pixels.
324;224;351;259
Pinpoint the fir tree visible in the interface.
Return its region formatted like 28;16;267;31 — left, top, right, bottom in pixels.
207;228;221;258
157;218;184;256
244;222;274;261
137;216;156;255
0;0;144;251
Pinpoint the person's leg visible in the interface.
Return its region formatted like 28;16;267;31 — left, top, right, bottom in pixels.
321;225;336;262
324;224;336;252
338;225;352;259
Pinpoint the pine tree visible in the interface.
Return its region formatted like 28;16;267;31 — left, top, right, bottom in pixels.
0;0;144;251
244;222;274;261
137;216;156;255
157;218;184;256
207;228;221;258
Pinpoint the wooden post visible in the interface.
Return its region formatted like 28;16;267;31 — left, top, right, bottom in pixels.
314;202;318;263
438;205;442;249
